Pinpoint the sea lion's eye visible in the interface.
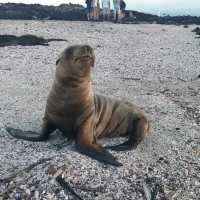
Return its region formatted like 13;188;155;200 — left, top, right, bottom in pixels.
64;48;73;58
56;58;60;65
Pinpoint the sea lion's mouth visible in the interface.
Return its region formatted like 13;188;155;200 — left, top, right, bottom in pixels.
75;55;93;61
75;55;94;67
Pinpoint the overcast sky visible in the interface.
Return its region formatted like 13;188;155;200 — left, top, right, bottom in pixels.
0;0;200;16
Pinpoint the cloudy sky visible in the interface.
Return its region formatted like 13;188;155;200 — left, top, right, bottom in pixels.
0;0;200;16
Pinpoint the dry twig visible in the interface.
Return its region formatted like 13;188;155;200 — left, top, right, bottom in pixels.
56;175;84;200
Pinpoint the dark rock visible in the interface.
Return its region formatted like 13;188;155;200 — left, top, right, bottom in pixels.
158;157;164;161
147;167;154;171
191;27;200;35
0;3;86;20
124;11;200;25
146;92;152;95
96;45;102;48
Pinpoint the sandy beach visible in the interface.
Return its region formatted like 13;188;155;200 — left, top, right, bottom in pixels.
0;20;199;199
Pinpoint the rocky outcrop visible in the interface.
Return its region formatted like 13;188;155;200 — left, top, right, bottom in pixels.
125;10;200;25
0;3;200;25
0;3;86;20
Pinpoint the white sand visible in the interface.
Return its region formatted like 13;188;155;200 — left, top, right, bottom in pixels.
0;20;199;199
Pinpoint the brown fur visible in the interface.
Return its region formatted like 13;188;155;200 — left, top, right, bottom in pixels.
6;45;151;166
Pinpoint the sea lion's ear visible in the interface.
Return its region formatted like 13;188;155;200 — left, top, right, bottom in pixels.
56;58;60;65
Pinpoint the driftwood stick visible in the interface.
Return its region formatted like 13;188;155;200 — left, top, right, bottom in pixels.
56;175;84;200
120;77;141;81
0;157;52;184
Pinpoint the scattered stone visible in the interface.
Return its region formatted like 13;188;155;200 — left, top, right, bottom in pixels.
15;193;22;200
96;45;102;48
46;165;57;176
146;92;152;95
34;190;40;199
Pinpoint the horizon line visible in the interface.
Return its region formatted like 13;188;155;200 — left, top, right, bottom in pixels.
0;2;200;17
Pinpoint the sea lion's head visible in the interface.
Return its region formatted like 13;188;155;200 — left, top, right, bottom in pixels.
56;45;95;77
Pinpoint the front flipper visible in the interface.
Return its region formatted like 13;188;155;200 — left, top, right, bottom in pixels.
76;143;122;166
105;140;137;151
76;115;122;167
5;127;47;141
5;119;56;141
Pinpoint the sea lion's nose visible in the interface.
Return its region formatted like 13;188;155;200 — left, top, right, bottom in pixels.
82;45;93;53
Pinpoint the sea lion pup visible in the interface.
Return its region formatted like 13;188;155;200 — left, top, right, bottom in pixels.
6;45;151;166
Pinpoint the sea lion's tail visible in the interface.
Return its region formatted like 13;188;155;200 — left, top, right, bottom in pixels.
5;127;49;141
76;143;122;167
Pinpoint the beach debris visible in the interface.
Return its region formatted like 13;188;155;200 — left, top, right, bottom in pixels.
56;175;84;200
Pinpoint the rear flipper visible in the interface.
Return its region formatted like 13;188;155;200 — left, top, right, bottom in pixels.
76;143;122;167
5;119;56;142
105;116;150;152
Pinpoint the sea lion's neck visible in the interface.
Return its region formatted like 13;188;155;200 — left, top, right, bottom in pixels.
57;73;92;90
54;71;94;106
